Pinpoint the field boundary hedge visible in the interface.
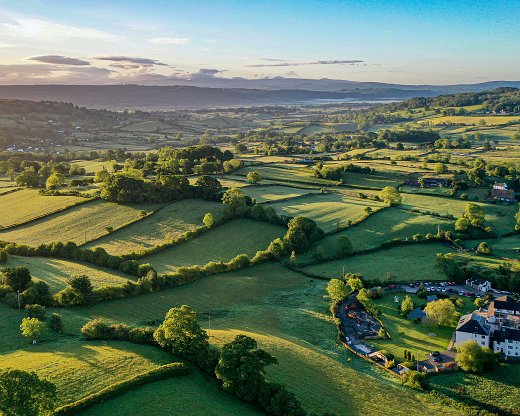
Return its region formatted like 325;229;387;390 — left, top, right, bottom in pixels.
54;362;189;415
0;187;21;197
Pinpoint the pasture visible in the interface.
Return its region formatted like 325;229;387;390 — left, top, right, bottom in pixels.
6;255;135;292
236;165;336;186
86;199;223;255
0;199;161;246
303;243;452;281
143;219;285;274
341;171;404;189
0;189;87;229
268;192;386;233
241;184;320;203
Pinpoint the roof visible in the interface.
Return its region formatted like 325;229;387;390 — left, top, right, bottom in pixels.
456;313;490;336
466;278;490;286
408;307;426;320
427;295;438;302
491;188;516;200
494;328;520;342
493;183;507;188
492;297;520;313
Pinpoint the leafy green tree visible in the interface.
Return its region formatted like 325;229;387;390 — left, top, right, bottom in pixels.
222;188;248;216
345;274;364;291
283;216;324;253
25;304;45;321
20;317;44;344
216;335;277;402
463;203;486;227
45;172;66;189
22;281;52;306
424;298;457;326
379;186;402;206
515;208;520;231
195;175;222;200
203;212;215;228
0;248;7;264
400;370;425;389
0;369;57;416
434;163;448;174
94;168;110;183
49;313;63;333
456;340;499;373
401;295;415;316
247;171;261;184
476;241;492;255
337;236;353;255
326;279;349;304
55;275;94;306
455;217;470;232
1;267;32;292
154;305;209;363
15;167;39;187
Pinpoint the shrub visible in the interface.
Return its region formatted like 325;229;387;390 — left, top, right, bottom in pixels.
401;370;426;389
80;319;113;340
227;254;250;270
49;313;64;332
0;284;12;299
3;292;21;308
128;327;155;344
25;304;46;320
0;248;7;264
22;281;53;306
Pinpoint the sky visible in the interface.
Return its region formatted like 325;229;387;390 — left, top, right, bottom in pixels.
0;0;518;85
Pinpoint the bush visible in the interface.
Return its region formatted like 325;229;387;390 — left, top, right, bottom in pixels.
25;304;46;320
0;248;7;264
80;318;113;340
3;292;20;308
401;370;426;389
49;313;64;332
22;281;53;306
0;284;12;299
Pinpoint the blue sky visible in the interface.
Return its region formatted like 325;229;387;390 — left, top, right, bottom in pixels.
0;0;518;84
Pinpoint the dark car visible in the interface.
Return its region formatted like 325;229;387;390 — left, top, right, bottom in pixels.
432;351;440;357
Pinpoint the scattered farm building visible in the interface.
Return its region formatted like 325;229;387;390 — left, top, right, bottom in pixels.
491;182;516;203
465;278;492;292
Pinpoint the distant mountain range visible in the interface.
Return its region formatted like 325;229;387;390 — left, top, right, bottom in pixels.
0;79;518;110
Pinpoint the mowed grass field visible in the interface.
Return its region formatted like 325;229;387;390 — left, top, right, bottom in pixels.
0;189;87;229
301;208;455;261
6;255;136;292
143;219;285;274
48;263;461;416
341;171;404;189
303;243;452;281
86;199;224;255
236;165;336;186
0;199;162;246
78;367;264;416
268;192;386;233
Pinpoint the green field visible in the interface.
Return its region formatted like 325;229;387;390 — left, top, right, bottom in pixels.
236;165;336;186
6;255;135;292
241;184;320;203
303;243;452;281
342;171;404;189
268;192;386;233
0;189;87;229
143;219;285;274
301;208;455;261
86;199;224;255
78;367;264;416
0;199;162;246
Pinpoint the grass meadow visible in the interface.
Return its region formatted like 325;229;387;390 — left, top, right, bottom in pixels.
0;189;87;229
143;218;285;274
0;199;162;246
86;199;224;255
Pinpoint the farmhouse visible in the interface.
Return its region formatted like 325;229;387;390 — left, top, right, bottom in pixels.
454;296;520;358
491;182;516;203
465;278;492;292
420;177;453;188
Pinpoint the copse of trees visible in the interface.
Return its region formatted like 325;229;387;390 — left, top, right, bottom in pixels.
379;186;402;206
283;216;324;253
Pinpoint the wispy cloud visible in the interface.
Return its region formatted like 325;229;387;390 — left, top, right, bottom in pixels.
0;64;114;84
93;56;168;67
148;37;190;45
246;59;364;67
0;14;121;42
28;55;91;66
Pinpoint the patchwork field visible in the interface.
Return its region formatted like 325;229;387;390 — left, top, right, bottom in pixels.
236;165;336;186
268;192;386;233
0;199;162;246
303;243;453;281
241;184;320;203
86;199;224;255
6;255;136;292
342;171;404;189
0;189;87;229
143;219;285;274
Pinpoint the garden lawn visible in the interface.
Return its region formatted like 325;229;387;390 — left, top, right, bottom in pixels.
85;199;224;255
303;243;453;281
269;192;385;233
6;255;136;293
0;189;86;229
142;218;285;274
0;199;162;246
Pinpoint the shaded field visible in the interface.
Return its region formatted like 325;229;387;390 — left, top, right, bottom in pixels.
268;192;385;233
242;185;320;203
342;171;403;189
86;199;223;255
463;235;519;260
236;165;335;186
0;189;86;229
303;243;452;281
6;255;136;293
0;199;161;246
70;159;116;173
143;219;285;274
77;367;264;416
428;365;520;416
